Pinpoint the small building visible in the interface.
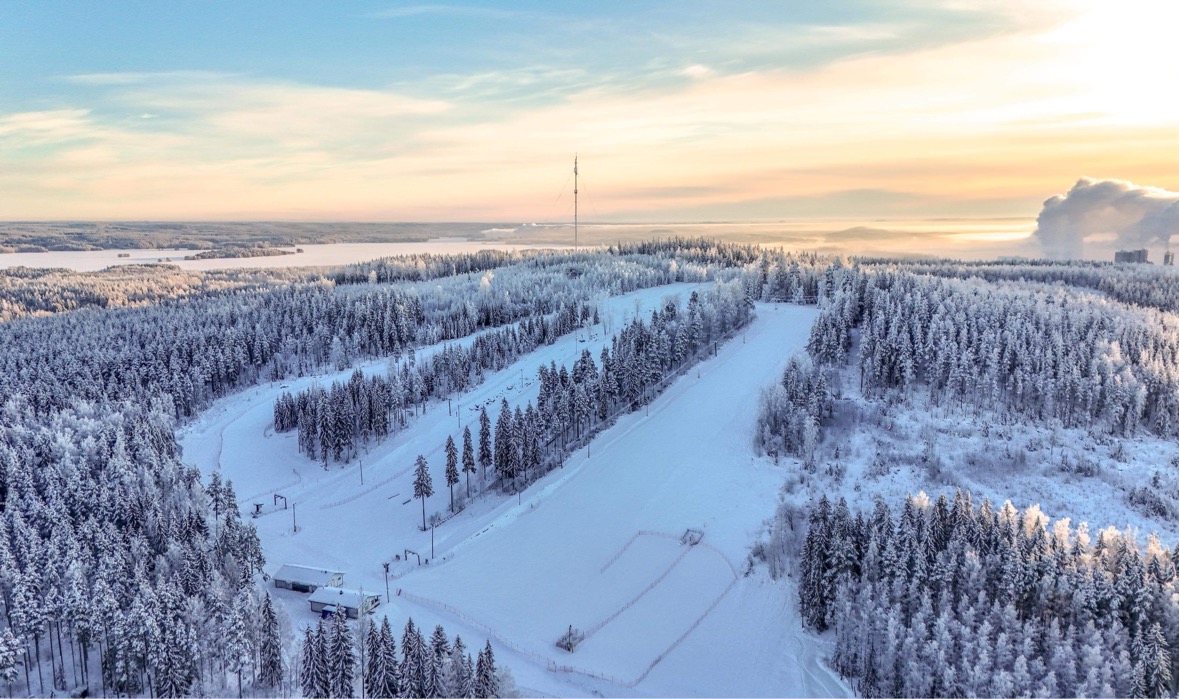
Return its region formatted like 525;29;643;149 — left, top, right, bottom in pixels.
308;587;381;619
273;564;344;593
1114;249;1149;263
1165;251;1174;266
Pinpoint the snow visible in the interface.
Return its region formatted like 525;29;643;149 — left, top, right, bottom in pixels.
811;368;1179;544
180;291;847;697
0;241;567;272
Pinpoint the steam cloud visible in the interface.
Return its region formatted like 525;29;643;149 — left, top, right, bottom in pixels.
1034;178;1179;259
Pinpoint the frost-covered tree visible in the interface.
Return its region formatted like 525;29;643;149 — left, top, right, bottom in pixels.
376;617;400;699
445;435;460;512
327;605;355;698
258;592;285;689
301;627;323;699
462;426;476;498
478;408;492;482
474;641;499;699
224;588;254;698
413;454;434;531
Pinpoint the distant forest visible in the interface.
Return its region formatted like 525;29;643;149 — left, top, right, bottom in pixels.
0;221;512;253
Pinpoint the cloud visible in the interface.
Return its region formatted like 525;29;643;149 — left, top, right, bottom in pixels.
0;109;95;144
1033;178;1179;259
66;71;231;86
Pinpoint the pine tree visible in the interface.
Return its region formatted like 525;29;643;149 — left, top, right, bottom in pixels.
259;592;285;689
445;435;460;512
413;454;434;531
462;426;476;497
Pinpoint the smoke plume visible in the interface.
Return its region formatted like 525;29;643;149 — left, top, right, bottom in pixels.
1034;178;1179;259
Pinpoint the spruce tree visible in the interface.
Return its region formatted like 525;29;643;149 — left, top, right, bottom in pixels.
0;629;18;695
402;619;423;698
478;408;492;481
301;627;320;699
364;619;382;699
224;588;253;698
377;617;400;699
494;400;512;485
427;625;450;698
474;641;499;698
413;454;434;531
314;621;332;699
258;593;284;689
445;435;460;512
448;635;468;698
328;605;355;698
462;426;476;497
1136;622;1172;698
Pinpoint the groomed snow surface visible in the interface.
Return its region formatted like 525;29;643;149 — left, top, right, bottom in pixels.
180;284;846;697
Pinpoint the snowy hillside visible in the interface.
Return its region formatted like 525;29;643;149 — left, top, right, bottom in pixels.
180;289;846;697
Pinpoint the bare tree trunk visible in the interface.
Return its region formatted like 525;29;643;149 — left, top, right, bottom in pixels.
67;623;79;687
46;623;58;690
100;633;109;699
33;634;44;694
22;645;31;695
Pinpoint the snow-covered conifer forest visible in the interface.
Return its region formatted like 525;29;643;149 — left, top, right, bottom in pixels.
3;240;1179;697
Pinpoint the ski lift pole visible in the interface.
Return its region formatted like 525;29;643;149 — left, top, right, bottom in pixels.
383;562;390;603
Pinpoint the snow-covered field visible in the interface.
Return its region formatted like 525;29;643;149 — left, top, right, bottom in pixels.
0;241;566;272
179;286;846;697
811;381;1179;541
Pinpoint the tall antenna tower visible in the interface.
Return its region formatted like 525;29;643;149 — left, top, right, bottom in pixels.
573;155;579;248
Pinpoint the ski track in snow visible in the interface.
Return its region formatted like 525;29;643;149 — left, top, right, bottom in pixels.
181;292;849;697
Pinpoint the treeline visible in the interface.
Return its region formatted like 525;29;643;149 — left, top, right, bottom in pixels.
274;302;596;463
459;283;755;496
184;246;295;260
279;282;755;511
300;611;509;699
0;251;688;419
333;250;530;285
0;220;440;252
800;264;1179;437
0;401;275;697
0;264;305;322
872;258;1179;314
0;242;833;696
800;492;1177;697
753;356;832;467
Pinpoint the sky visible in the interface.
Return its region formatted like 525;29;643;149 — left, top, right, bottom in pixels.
2;0;1178;225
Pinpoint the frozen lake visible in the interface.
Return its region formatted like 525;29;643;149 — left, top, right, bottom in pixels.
0;240;571;272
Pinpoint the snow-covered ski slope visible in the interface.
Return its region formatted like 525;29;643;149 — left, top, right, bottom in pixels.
180;285;845;697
